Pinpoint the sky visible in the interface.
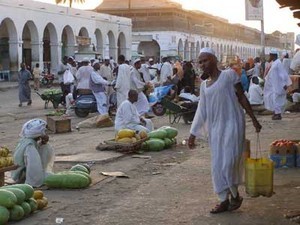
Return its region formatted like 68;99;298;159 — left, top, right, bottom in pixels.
36;0;299;37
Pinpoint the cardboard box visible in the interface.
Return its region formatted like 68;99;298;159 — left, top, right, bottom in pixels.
47;116;71;133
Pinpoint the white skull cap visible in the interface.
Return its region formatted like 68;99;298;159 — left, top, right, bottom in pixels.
200;47;215;56
134;58;141;64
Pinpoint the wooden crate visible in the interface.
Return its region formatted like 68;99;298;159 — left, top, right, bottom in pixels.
47;116;71;133
0;165;18;187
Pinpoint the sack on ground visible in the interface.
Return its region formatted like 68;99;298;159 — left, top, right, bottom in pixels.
77;115;113;128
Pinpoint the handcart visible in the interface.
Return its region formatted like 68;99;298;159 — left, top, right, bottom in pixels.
36;89;63;109
161;98;196;124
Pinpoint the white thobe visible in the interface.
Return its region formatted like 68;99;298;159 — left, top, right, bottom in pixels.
264;59;292;114
130;68;150;115
160;62;173;85
139;64;151;82
248;84;264;105
76;65;93;90
91;71;109;115
99;64;114;97
114;100;153;133
290;51;300;72
179;93;199;102
115;63;131;107
190;69;245;195
12;138;55;187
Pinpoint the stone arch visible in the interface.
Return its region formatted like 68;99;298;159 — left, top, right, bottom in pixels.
206;42;209;47
117;32;126;57
78;27;89;37
184;39;189;60
22;21;39;70
201;41;205;48
43;23;58;73
137;39;160;59
178;39;184;59
61;25;75;58
95;29;103;57
190;42;195;61
0;18;18;73
105;31;116;60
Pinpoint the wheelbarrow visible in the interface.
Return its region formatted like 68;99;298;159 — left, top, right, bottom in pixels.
36;90;63;109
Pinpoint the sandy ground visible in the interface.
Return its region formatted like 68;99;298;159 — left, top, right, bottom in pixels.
0;87;299;225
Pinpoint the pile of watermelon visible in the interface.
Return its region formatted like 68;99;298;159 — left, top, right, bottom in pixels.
44;164;92;189
141;126;178;152
0;184;40;224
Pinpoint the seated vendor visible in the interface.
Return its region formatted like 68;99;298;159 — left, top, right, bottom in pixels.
12;119;55;187
115;90;153;133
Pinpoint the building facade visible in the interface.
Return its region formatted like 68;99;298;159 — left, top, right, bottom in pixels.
95;0;294;63
0;0;132;80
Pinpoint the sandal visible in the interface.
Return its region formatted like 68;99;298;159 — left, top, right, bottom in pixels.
228;193;243;211
210;199;229;214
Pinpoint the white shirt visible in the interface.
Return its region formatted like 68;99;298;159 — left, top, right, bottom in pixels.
248;84;263;105
290;51;300;72
99;64;113;81
114;100;140;131
160;62;173;85
131;67;145;92
115;64;131;93
76;65;93;89
139;64;151;82
179;92;199;102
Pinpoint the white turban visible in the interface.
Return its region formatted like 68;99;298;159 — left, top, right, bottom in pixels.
92;60;100;66
200;47;215;56
296;34;300;46
20;119;47;138
134;58;141;64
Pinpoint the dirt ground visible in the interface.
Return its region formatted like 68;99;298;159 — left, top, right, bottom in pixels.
0;86;299;225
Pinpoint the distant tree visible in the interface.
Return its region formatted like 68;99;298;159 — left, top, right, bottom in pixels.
55;0;85;8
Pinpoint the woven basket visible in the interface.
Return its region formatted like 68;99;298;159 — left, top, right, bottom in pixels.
104;138;148;153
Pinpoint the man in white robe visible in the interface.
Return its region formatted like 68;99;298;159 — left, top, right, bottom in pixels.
139;57;151;82
75;57;93;93
248;76;263;105
99;56;115;101
90;61;110;115
264;51;292;120
12;119;55;187
188;48;261;214
115;55;131;107
115;90;153;133
130;58;150;116
160;56;173;86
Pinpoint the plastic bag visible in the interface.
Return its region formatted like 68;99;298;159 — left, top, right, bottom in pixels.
63;69;74;85
148;85;173;105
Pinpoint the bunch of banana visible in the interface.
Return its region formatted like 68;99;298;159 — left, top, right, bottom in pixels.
0;146;14;168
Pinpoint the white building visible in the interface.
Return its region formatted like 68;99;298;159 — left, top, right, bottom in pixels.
0;0;132;80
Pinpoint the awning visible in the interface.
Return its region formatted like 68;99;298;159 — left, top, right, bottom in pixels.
276;0;300;26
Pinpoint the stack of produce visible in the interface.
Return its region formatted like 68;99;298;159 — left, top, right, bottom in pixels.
115;129;148;143
33;190;48;210
0;147;14;169
42;89;62;97
0;184;42;224
269;139;298;168
141;126;178;152
44;164;92;189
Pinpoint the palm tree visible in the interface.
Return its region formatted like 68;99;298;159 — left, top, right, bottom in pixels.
55;0;85;8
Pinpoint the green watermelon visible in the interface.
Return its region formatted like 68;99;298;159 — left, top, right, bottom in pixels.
144;138;165;151
148;130;167;139
0;189;17;208
0;206;10;225
2;188;25;205
159;126;178;139
70;164;90;174
5;184;34;200
45;173;90;189
21;202;31;217
9;205;24;221
58;171;92;184
163;138;173;149
27;198;38;213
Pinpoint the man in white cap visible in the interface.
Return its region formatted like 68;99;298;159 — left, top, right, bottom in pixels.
115;55;131;107
290;34;300;73
12;119;55;187
75;57;93;94
160;56;173;86
100;56;114;97
139;57;151;82
264;50;292;120
90;61;111;115
148;58;158;79
188;47;261;214
130;58;150;116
